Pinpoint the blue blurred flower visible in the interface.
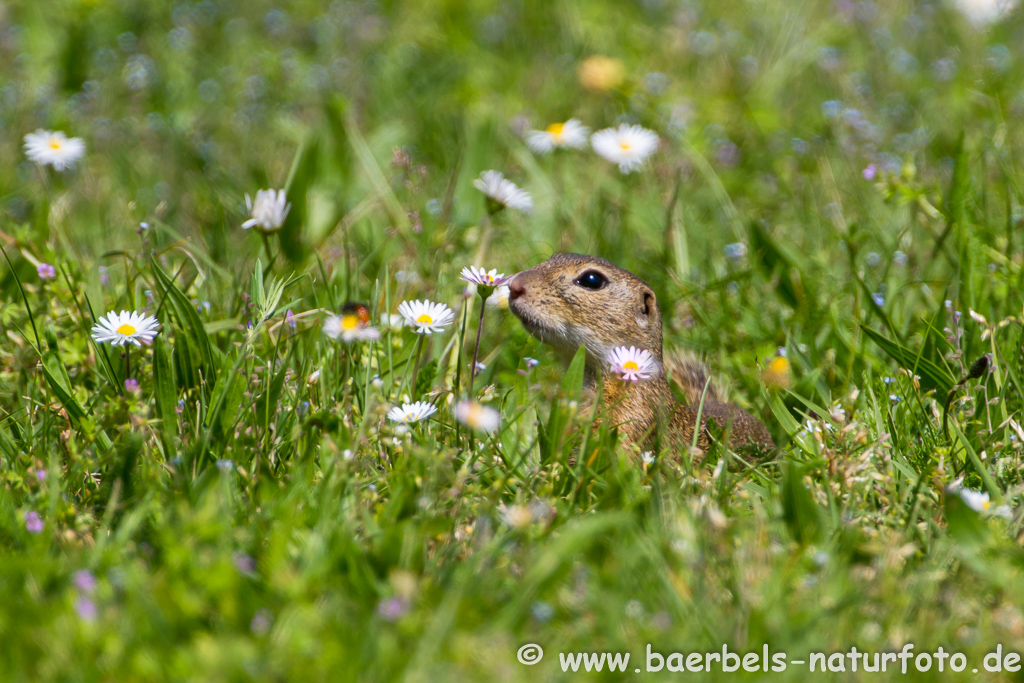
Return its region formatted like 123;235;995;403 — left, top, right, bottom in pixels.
724;242;747;262
531;601;554;622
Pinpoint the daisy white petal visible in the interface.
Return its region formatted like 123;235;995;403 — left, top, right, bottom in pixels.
948;478;1013;518
397;300;455;335
608;346;658;382
90;311;160;347
459;265;509;287
591;124;660;174
242;189;290;233
24;130;86;171
454;400;500;433
386;401;438;423
323;313;381;343
525;119;590;155
473;170;533;215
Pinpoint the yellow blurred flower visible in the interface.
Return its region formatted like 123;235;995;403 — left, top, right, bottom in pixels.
762;356;791;389
578;55;625;92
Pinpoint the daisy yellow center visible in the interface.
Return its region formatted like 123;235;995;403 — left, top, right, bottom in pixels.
341;314;360;330
416;314;433;324
546;122;565;138
49;138;61;149
623;361;639;371
983;500;991;510
117;324;137;335
620;141;632;151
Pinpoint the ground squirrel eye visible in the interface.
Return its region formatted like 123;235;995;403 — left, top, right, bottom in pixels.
574;270;607;290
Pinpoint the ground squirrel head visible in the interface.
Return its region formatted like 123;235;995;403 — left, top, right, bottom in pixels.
507;253;663;373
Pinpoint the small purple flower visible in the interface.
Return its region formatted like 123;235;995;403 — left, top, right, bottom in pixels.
714;140;741;168
862;163;877;180
124;378;139;392
73;570;97;593
216;459;234;472
75;596;98;621
377;597;409;621
872;293;885;307
233;552;256;574
35;469;46;482
524;357;539;369
285;309;297;330
251;609;273;634
25;511;43;534
98;266;109;286
37;263;56;280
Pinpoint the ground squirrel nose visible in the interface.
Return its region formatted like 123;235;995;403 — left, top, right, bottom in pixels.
508;277;526;301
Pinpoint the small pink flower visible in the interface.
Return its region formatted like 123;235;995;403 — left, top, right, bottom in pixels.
125;378;139;392
73;570;97;593
37;263;56;280
75;596;97;621
25;511;43;534
862;163;877;180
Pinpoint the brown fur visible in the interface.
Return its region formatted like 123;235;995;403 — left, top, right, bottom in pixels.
507;253;774;453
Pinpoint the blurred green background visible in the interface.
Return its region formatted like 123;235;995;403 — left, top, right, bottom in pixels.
3;0;1024;680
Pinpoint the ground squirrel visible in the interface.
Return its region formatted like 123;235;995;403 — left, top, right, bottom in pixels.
507;253;774;453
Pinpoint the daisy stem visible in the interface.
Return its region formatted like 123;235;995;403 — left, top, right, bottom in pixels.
261;233;277;273
408;335;425;398
469;302;486;397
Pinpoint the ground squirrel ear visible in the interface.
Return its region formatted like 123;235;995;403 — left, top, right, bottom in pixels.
640;288;656;320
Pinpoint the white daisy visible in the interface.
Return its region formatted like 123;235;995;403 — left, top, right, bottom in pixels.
380;313;405;329
91;311;160;347
608;346;658;382
242;189;290;233
459;265;510;288
387;401;438;423
954;0;1016;26
526;119;590;154
498;503;535;530
591;124;660;174
641;451;656;467
473;170;533;215
323;312;381;343
397;300;455;335
455;400;501;433
948;479;1012;518
24;130;86;171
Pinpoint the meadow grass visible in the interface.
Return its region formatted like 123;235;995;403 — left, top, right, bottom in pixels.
3;0;1024;680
